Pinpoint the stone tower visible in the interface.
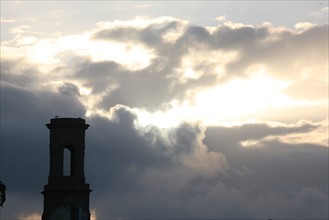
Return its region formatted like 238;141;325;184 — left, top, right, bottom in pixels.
42;117;91;220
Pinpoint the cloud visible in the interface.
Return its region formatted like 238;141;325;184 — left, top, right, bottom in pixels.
294;22;316;30
0;18;16;23
1;16;328;219
0;93;327;218
58;82;81;96
0;82;87;218
87;19;327;114
86;112;326;218
2;17;327;119
134;3;152;9
203;122;328;218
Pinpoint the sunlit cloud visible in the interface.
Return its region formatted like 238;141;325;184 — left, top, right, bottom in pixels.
2;16;327;128
240;119;328;147
295;22;316;30
177;49;239;82
217;17;255;29
88;41;155;70
0;17;16;23
278;120;329;146
9;25;31;34
95;16;182;30
136;65;326;128
162;21;188;43
135;3;152;9
137;71;291;127
1;29;155;72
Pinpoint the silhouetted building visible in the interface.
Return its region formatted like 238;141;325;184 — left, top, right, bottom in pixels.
42;117;91;220
0;180;6;207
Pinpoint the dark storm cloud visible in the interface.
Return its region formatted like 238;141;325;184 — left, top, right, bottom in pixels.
83;110;327;219
0;83;86;217
203;123;328;217
84;109;227;218
85;106;225;194
1;91;327;218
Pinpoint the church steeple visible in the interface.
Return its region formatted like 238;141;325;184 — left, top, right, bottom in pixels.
42;117;91;220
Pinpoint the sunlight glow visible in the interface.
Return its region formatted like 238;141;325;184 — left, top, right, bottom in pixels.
91;208;97;220
79;86;92;96
19;212;41;220
136;72;295;127
194;72;292;123
2;31;155;72
135;103;195;128
82;67;326;129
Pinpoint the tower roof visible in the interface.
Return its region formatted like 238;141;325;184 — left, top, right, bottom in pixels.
46;117;89;129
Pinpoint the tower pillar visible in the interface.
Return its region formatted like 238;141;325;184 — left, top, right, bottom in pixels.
42;117;91;220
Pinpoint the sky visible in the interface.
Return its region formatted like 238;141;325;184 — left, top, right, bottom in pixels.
0;1;328;219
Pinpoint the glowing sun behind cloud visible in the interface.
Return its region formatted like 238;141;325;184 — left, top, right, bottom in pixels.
136;70;293;127
194;71;292;123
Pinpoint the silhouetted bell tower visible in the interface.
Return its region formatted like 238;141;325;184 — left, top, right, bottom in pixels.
42;117;91;220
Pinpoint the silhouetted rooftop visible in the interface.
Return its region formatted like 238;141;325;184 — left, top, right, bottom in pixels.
47;117;89;129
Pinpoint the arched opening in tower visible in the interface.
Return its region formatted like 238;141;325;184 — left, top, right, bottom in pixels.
63;148;71;176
